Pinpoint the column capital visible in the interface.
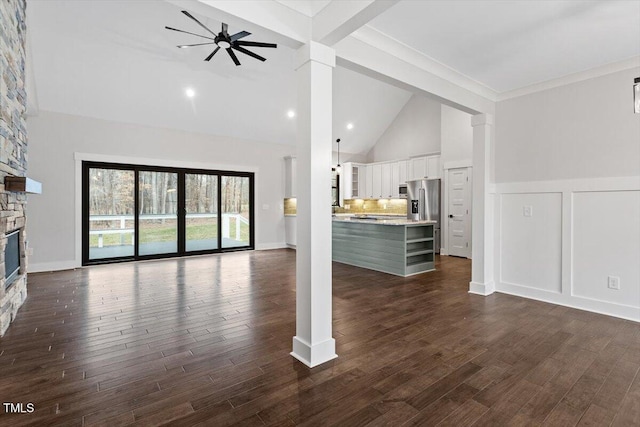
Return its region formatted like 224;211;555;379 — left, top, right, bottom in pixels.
471;113;494;127
295;41;336;70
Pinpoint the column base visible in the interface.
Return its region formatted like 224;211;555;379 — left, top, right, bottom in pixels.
291;336;337;368
469;280;495;296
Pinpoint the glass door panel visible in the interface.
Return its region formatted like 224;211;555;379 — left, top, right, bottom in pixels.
88;168;135;260
185;174;218;252
221;176;250;248
138;171;178;256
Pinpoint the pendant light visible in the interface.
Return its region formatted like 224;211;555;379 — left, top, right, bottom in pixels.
634;77;640;114
335;138;342;174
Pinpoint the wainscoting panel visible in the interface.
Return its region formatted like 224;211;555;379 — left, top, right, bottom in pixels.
499;192;562;293
572;190;640;307
494;177;640;321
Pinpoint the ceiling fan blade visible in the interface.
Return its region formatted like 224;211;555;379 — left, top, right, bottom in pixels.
178;42;216;48
181;10;218;37
204;46;220;61
234;41;277;48
165;26;216;41
230;31;251;42
226;48;241;66
232;45;266;62
222;22;228;35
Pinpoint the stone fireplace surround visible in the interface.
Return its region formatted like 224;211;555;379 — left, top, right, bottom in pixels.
0;0;29;336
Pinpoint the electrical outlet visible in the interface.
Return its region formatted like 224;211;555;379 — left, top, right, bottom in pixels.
27;247;34;256
607;276;620;290
523;205;533;217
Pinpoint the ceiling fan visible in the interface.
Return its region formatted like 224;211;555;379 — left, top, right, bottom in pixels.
165;10;277;66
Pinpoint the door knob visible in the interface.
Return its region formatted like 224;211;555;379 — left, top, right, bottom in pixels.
449;214;453;218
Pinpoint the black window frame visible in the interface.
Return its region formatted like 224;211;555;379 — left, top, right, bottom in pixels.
82;161;255;266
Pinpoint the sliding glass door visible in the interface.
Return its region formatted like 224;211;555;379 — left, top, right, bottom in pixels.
185;173;218;252
83;162;254;265
86;167;135;261
138;170;179;256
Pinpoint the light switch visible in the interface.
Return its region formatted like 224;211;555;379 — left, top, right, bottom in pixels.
262;204;269;210
523;205;533;217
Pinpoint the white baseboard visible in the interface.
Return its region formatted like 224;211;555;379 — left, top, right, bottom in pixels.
255;242;288;250
469;280;495;296
496;282;640;322
291;336;338;368
28;260;80;273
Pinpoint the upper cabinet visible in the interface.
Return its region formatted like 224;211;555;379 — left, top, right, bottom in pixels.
341;162;362;201
284;156;296;198
408;155;441;181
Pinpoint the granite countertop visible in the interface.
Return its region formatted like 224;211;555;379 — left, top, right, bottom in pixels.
332;216;436;226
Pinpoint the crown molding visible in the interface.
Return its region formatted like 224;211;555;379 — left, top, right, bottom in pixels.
352;25;499;102
497;56;640;101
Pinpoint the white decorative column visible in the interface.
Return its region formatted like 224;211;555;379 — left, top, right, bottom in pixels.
469;113;495;295
291;41;338;367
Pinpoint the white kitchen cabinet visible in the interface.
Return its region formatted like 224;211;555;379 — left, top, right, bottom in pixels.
364;165;373;198
398;160;408;184
358;165;367;199
409;155;441;180
409;156;427;181
341;162;364;201
391;162;400;198
285;216;296;248
284;156;296;198
381;163;392;198
371;164;382;198
426;155;441;179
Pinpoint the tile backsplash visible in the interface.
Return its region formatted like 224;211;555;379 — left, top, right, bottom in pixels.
283;198;407;215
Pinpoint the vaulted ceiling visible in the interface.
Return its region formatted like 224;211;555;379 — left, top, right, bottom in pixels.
27;0;640;156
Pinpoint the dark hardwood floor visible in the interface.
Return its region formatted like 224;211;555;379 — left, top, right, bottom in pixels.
0;250;639;426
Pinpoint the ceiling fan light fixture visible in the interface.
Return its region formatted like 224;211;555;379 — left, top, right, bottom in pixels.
217;40;231;49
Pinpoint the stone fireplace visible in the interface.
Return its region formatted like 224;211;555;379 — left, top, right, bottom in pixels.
0;0;29;336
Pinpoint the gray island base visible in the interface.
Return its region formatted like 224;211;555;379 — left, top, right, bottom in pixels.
332;219;436;277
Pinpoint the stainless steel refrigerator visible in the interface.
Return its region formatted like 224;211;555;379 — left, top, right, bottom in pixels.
406;178;441;253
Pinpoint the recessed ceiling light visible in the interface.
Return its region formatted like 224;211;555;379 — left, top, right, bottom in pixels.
287;110;296;118
185;88;196;98
346;122;354;130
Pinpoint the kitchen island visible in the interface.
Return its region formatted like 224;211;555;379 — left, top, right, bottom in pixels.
332;217;436;277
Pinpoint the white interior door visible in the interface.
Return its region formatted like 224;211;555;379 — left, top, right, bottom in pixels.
448;167;472;258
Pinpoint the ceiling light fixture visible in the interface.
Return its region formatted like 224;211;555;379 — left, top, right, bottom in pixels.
634;77;640;114
346;122;354;130
287;110;296;118
185;87;196;98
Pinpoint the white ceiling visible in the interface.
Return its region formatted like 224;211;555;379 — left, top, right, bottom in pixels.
27;0;411;155
27;0;640;156
368;0;640;93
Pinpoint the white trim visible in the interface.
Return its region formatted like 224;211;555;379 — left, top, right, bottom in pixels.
353;26;499;101
73;152;259;174
494;176;640;194
469;280;495;296
497;56;640;101
29;261;79;273
291;336;338;368
255;242;288;250
496;283;640;323
443;160;472;170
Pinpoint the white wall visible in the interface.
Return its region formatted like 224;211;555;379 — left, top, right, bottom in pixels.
440;104;472;166
367;94;441;162
495;68;640;183
26;111;292;272
493;67;640;321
